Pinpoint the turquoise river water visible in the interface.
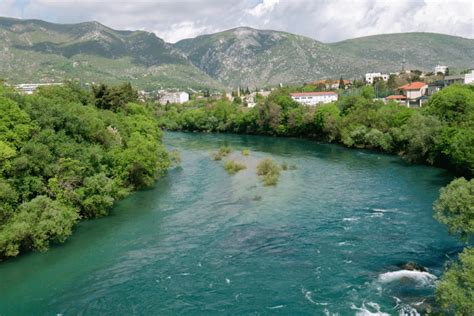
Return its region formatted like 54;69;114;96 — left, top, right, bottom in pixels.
0;132;462;315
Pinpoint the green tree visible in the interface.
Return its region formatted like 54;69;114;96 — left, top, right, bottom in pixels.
436;248;474;315
338;76;345;90
434;178;474;240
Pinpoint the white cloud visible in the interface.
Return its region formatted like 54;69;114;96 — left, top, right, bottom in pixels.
1;0;472;42
247;0;280;17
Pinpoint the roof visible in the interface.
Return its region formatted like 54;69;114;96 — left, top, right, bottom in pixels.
291;92;337;97
386;95;407;100
398;82;428;90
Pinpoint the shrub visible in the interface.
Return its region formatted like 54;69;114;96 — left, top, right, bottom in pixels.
213;145;232;161
242;148;250;156
257;158;281;186
223;160;246;175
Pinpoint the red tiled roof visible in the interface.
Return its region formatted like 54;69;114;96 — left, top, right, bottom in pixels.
291;92;337;97
386;95;407;100
398;82;427;90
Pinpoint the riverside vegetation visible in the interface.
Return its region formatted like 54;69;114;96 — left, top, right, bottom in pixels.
0;82;171;259
156;84;474;313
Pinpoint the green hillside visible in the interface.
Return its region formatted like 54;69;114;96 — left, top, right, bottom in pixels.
0;17;224;90
1;17;473;89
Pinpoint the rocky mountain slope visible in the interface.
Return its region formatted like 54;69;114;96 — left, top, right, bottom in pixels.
176;27;474;88
0;17;223;90
1;17;473;89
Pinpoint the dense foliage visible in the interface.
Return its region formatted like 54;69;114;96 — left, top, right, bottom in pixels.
435;247;474;315
434;178;474;240
157;85;473;177
0;83;170;259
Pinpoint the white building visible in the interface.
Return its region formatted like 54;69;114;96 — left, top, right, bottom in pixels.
444;70;474;86
434;65;448;75
159;91;189;105
290;92;338;106
365;73;389;84
15;83;63;94
464;69;474;84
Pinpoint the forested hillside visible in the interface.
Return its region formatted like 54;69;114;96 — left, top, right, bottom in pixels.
0;83;171;259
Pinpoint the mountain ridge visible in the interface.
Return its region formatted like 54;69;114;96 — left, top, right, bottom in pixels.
1;17;473;89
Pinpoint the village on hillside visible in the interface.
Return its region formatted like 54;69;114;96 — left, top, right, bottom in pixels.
12;64;474;109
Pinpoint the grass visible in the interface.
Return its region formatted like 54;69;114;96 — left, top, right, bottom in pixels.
223;160;246;175
242;148;250;156
257;158;281;186
213;145;232;161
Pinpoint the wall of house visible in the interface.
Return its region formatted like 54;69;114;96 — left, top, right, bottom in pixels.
465;71;474;84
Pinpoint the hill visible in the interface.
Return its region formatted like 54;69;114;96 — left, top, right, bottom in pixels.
0;17;224;90
1;17;473;89
176;28;474;88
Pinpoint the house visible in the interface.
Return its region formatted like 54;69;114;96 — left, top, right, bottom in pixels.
396;81;428;107
444;70;474;86
385;94;406;106
159;91;189;105
290;91;338;106
464;69;474;84
365;73;389;84
15;83;63;94
434;65;448;75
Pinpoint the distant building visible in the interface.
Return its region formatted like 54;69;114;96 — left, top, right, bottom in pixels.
444;70;474;86
465;70;474;84
159;91;189;105
290;91;338;106
15;83;63;94
365;73;389;84
434;65;448;75
385;95;407;105
396;81;428;107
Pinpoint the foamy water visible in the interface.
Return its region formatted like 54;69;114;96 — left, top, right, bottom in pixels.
378;270;437;287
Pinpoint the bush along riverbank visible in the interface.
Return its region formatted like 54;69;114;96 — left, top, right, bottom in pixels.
156;84;473;313
0;82;171;259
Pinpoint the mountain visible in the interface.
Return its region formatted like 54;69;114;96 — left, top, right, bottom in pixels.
176;28;474;88
0;17;224;90
1;17;473;90
329;32;474;75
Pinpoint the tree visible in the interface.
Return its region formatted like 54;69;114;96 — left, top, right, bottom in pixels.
0;196;78;257
436;248;474;315
338;76;345;90
92;83;138;111
361;85;375;100
434;178;474;240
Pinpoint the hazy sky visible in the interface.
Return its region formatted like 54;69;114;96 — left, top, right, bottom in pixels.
1;0;473;43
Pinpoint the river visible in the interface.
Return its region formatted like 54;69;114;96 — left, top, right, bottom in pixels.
0;132;461;315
